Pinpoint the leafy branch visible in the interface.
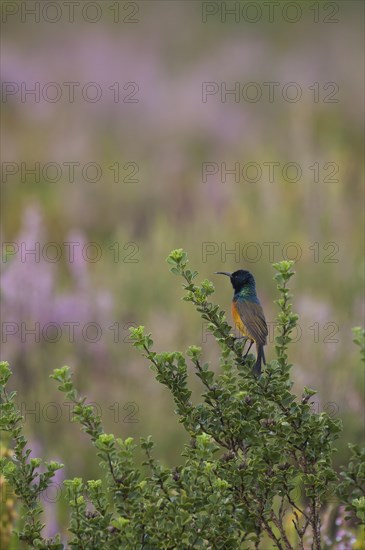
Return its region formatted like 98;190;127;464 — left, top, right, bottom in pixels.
0;250;363;549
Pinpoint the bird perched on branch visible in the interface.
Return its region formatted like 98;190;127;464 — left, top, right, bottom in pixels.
215;270;268;376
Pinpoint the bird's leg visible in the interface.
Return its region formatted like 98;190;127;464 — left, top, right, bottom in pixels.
243;340;254;360
234;335;250;355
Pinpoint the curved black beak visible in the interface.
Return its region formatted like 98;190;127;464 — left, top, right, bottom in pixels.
215;271;231;277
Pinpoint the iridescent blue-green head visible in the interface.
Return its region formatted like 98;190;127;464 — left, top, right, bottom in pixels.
215;269;256;294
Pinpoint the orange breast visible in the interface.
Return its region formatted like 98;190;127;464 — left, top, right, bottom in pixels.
231;302;249;337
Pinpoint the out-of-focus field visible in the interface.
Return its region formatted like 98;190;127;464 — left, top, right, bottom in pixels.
1;0;364;539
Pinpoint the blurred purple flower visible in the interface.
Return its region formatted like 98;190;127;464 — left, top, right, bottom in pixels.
1;205;112;362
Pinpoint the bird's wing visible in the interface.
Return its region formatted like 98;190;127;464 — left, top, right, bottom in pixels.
234;300;268;345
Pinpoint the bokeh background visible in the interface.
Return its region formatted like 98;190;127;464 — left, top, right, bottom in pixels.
1;0;364;542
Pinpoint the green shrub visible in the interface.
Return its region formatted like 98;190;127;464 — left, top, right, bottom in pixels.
0;250;364;549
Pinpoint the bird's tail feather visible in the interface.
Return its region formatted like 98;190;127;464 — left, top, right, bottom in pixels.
253;345;265;377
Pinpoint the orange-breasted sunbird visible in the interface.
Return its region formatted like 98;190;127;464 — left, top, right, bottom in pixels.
216;270;268;376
